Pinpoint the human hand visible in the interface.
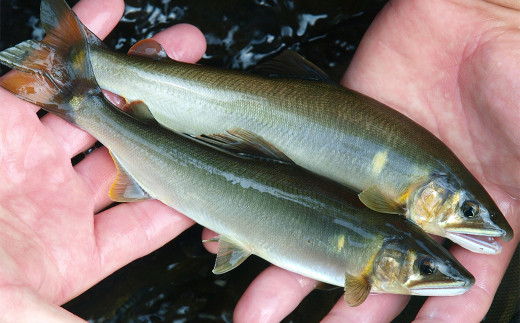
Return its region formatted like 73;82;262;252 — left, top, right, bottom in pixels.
2;0;517;322
0;0;205;320
212;0;519;322
343;1;519;321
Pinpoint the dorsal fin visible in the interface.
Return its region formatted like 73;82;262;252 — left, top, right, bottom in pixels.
193;128;294;164
252;50;334;84
109;151;151;202
212;236;251;274
128;39;168;59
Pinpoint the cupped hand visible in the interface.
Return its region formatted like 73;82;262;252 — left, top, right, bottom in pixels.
344;1;520;321
2;0;518;322
113;0;520;321
0;0;205;320
218;0;519;322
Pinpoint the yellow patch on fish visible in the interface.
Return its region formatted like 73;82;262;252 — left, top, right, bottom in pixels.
398;188;413;205
337;235;345;251
371;150;388;176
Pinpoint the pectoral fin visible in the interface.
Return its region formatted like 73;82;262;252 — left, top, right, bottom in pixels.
128;39;168;59
344;273;371;307
212;236;251;274
194;128;294;164
109;151;151;202
358;186;405;214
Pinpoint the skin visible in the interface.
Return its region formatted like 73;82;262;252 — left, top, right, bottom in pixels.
0;0;204;320
0;0;517;322
223;0;520;322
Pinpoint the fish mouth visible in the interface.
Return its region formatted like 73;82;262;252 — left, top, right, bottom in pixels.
409;285;470;297
408;279;473;296
445;231;502;254
444;220;506;254
445;221;506;237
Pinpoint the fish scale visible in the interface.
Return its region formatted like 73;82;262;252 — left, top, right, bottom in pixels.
88;32;513;253
0;0;475;307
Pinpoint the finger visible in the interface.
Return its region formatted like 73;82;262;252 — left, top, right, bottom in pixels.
414;235;519;322
152;23;207;63
74;146;115;213
40;116;97;158
0;285;86;323
42;23;208;159
322;294;410;323
202;228;318;321
93;200;194;283
204;227;409;322
73;0;125;38
103;23;207;111
234;265;317;322
39;0;125;157
71;24;209;209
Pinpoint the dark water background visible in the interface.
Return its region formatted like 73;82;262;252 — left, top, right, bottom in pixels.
1;0;519;322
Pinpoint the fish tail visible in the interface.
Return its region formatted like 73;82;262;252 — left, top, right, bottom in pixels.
0;0;101;123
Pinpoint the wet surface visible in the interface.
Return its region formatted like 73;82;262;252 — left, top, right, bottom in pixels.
0;0;518;322
1;0;386;82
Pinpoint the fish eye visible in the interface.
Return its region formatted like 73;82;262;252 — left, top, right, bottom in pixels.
460;200;479;218
418;257;437;275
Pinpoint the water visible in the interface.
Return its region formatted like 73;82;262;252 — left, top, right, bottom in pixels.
1;0;386;81
1;0;518;322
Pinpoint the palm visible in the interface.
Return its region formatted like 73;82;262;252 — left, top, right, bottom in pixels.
0;89;193;305
0;0;517;321
0;1;203;318
0;97;97;302
234;1;519;321
330;0;520;320
343;0;520;204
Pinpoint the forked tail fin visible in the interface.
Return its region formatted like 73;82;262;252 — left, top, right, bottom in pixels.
0;0;101;123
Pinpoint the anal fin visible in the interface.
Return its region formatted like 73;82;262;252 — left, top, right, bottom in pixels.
109;151;151;202
212;236;251;274
194;128;294;164
358;186;405;214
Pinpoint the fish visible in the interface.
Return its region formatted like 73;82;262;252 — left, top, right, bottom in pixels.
78;9;514;254
0;0;474;307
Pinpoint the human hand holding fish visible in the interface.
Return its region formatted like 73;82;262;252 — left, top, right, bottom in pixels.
205;0;520;321
0;0;204;321
0;0;517;322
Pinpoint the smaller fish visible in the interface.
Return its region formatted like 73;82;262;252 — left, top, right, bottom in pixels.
0;0;475;307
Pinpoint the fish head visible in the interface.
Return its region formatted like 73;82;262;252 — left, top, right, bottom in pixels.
408;176;509;254
371;237;474;296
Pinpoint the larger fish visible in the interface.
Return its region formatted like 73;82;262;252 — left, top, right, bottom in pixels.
0;0;474;307
81;10;513;254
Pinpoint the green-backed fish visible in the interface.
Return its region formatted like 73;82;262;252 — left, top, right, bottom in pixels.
80;8;513;254
0;0;474;306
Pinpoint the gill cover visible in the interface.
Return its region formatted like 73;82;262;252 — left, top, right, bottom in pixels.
371;237;474;297
409;175;508;254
